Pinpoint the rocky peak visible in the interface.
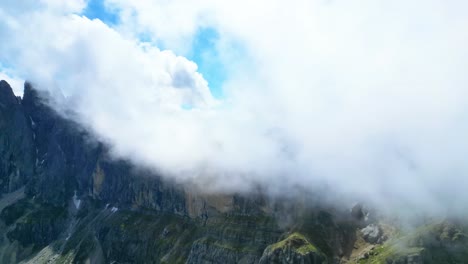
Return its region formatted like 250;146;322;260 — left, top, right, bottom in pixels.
0;80;19;107
22;81;38;103
21;81;50;123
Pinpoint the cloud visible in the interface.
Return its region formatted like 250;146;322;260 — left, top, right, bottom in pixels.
1;1;468;216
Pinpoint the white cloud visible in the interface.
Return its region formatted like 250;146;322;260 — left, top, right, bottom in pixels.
1;1;468;216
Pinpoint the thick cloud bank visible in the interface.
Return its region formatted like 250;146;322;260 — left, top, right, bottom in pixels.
1;0;468;215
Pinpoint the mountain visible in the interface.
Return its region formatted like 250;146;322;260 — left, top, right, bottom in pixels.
0;80;466;263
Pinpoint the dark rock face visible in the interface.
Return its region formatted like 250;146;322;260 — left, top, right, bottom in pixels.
0;81;35;194
6;202;67;249
22;82;101;206
21;82;187;214
95;159;187;214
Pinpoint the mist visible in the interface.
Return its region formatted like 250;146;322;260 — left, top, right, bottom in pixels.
1;0;468;217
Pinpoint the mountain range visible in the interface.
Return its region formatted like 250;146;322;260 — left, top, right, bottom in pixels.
0;80;467;264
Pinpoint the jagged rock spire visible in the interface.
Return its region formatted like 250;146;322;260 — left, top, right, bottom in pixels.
0;80;19;107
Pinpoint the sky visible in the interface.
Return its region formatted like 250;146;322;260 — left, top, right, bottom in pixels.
81;0;226;98
1;0;468;216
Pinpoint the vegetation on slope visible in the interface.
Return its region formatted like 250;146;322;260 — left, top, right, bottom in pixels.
357;221;468;264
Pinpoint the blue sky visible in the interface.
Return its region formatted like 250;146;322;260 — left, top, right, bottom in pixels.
82;0;225;99
188;28;226;99
83;0;118;25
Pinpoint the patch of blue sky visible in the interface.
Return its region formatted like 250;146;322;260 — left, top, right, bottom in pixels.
0;62;22;80
187;27;226;99
82;0;119;25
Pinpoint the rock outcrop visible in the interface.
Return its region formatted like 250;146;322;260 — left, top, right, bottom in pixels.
259;233;327;264
0;81;35;195
360;224;385;244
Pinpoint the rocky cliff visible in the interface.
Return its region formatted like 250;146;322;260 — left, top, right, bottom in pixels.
0;80;466;264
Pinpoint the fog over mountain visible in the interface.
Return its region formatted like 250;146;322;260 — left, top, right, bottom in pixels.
1;0;468;217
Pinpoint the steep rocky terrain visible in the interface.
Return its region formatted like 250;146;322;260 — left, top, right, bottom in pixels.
0;80;466;263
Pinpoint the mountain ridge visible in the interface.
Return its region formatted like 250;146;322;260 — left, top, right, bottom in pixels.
0;80;466;264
